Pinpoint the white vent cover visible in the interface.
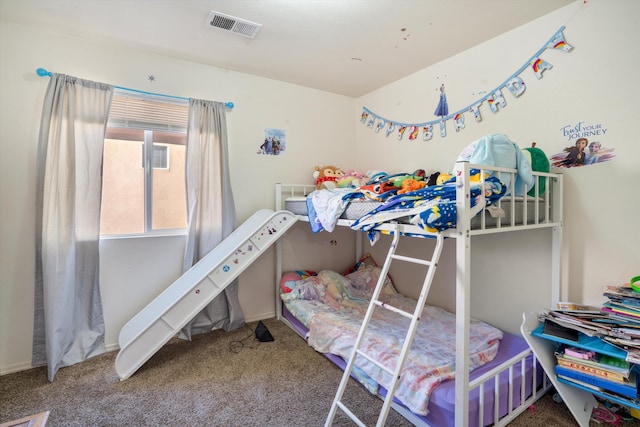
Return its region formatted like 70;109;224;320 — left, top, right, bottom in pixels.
207;11;262;39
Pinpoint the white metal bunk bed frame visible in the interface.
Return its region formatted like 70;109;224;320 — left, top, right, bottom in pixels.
274;161;563;427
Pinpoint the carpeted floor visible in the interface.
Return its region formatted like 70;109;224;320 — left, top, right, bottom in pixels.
1;318;638;426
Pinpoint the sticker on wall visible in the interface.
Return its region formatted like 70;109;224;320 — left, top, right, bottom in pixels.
549;121;616;168
258;128;286;155
360;26;573;142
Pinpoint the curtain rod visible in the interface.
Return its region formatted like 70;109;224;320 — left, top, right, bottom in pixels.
36;68;234;110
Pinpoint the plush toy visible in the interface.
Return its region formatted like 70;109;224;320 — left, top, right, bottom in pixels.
313;165;344;190
337;170;367;189
436;173;453;185
426;172;441;186
397;178;427;194
391;169;427;187
360;181;399;194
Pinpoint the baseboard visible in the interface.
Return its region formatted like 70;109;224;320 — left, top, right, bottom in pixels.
2;312;278;376
244;311;276;323
0;361;35;376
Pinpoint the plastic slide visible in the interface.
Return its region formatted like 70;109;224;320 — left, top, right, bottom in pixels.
115;209;297;380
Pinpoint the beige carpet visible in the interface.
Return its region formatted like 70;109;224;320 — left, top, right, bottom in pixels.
1;318;638;427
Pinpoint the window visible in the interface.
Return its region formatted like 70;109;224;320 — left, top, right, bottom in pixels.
100;92;189;236
148;144;169;170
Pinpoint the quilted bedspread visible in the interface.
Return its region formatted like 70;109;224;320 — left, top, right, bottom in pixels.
284;291;503;416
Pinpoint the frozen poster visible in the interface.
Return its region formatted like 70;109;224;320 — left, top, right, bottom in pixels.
258;128;286;156
550;121;616;168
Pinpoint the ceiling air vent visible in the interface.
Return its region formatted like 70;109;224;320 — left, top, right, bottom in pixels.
207;11;262;39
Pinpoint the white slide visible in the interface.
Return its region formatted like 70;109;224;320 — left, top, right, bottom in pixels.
115;209;298;380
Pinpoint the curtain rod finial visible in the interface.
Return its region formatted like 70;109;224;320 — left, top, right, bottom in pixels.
36;68;51;77
224;102;234;110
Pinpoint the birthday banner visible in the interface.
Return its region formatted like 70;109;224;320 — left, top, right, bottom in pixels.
360;26;573;141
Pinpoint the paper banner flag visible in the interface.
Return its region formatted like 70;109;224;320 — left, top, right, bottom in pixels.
360;26;572;141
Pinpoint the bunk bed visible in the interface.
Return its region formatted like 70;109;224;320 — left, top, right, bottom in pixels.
274;156;563;427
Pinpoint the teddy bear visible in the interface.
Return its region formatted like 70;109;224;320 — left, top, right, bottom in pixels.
313;165;344;190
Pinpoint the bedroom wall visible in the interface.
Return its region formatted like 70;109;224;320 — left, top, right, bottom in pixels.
355;0;640;333
2;0;638;375
0;21;356;374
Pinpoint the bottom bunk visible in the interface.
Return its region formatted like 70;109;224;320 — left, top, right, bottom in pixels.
278;267;551;427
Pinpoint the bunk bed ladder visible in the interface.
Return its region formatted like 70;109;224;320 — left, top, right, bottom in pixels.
325;226;445;427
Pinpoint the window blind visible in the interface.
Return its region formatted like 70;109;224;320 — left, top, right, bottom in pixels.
108;91;189;132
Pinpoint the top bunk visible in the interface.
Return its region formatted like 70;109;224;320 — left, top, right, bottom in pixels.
276;157;563;241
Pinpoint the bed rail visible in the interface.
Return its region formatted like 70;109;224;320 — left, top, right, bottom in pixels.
468;348;551;426
276;163;562;238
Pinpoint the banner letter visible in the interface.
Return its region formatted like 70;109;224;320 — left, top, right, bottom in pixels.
469;103;482;122
531;58;553;79
422;124;433;141
453;113;465;132
547;31;573;52
505;77;526;97
385;122;395;137
408;125;419;141
487;89;507;113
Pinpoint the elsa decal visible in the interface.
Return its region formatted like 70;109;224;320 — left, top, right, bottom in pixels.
434;84;448;118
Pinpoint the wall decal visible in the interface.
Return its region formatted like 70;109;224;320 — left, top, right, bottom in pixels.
550;121;616;168
258;128;286;155
360;27;573;141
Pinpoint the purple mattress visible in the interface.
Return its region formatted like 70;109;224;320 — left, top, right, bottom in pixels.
282;303;543;427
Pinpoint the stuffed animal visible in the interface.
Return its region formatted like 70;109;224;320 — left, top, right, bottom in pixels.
360;181;399;194
426;172;440;186
436;173;453;185
391;169;427;187
397;178;427;194
313;165;344;190
336;170;367;189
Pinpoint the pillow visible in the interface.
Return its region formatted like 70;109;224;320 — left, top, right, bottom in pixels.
342;253;378;276
283;278;321;301
280;270;317;293
343;253;396;291
316;270;352;308
346;264;398;299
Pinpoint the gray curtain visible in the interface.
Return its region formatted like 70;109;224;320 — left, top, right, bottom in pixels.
33;74;113;381
179;99;244;340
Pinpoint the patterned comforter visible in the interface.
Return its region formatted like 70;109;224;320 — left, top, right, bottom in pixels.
306;170;506;242
282;286;503;416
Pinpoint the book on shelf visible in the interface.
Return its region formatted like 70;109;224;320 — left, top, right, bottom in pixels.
556;302;603;313
556;375;640;408
555;365;638;399
556;346;631;373
542;318;579;341
555;354;631;383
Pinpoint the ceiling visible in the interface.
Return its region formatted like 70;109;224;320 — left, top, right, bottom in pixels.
1;0;575;97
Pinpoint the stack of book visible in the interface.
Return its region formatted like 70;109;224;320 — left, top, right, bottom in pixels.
554;345;637;399
539;286;640;362
601;285;640;352
537;284;640;403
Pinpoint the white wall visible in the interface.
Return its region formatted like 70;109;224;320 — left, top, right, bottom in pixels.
0;21;355;373
356;0;640;332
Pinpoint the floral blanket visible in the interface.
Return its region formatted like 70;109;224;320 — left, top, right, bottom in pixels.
281;269;503;416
